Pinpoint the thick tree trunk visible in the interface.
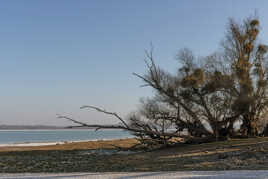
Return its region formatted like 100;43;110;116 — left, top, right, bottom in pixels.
242;115;259;136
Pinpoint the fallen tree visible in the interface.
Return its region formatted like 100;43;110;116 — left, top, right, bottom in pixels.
58;105;187;147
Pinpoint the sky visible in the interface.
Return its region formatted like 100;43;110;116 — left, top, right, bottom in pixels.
1;0;268;126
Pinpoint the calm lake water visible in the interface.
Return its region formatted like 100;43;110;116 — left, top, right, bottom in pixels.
0;129;132;145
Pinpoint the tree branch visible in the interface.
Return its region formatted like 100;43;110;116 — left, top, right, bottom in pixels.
80;105;130;128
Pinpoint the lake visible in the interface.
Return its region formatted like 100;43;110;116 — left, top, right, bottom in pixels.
0;129;132;146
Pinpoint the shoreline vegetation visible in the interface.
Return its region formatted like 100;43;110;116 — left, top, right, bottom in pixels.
1;137;268;172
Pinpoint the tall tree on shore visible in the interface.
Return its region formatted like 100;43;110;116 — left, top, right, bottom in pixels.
59;15;268;146
222;17;268;136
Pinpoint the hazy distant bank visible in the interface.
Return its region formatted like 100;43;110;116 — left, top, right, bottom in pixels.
0;125;67;130
0;125;102;130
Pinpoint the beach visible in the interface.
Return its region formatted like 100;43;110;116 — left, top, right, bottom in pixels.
0;138;138;152
1;137;268;173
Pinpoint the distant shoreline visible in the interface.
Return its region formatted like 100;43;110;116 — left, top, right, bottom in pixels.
0;128;111;131
0;125;108;130
0;125;66;130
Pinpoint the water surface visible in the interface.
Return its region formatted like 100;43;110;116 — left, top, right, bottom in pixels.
0;129;132;145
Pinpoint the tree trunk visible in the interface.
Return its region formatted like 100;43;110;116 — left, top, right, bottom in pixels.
242;115;259;136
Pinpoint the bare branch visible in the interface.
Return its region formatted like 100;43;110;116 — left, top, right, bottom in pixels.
57;115;127;130
79;105;130;128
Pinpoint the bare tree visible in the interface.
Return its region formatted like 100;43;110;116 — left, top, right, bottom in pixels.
59;15;268;148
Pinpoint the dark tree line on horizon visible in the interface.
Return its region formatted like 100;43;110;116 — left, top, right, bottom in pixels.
59;15;268;147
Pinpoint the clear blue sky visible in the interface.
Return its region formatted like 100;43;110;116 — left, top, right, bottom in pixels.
1;1;268;126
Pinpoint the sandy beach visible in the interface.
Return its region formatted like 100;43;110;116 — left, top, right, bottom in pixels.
0;137;268;173
0;138;138;152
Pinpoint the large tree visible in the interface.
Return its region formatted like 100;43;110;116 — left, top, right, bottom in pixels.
222;17;268;136
135;16;268;139
60;16;268;146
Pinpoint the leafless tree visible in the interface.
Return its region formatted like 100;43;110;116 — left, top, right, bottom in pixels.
59;15;268;148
